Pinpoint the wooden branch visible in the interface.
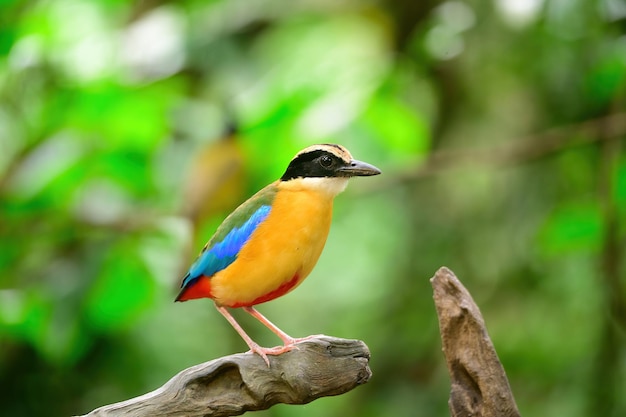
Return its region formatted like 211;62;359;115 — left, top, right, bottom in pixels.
431;267;520;417
78;336;371;417
357;112;626;193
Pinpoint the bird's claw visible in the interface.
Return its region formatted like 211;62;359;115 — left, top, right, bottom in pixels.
248;343;300;367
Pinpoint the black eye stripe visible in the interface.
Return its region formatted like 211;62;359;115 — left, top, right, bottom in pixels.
280;150;348;181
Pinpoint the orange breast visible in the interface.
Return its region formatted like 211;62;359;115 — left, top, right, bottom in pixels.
210;186;334;307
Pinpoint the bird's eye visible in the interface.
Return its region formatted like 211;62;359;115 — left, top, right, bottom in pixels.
319;155;333;168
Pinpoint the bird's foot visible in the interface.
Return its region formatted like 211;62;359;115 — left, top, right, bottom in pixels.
247;335;327;366
248;343;298;366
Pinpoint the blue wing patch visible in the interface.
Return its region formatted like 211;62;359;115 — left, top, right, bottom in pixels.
182;205;272;288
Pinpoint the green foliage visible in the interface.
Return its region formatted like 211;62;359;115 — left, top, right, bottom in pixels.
539;202;603;255
1;1;625;417
84;238;156;332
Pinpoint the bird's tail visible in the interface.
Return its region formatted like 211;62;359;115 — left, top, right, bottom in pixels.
175;274;213;302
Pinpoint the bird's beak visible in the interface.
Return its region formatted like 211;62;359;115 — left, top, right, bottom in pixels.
338;159;382;177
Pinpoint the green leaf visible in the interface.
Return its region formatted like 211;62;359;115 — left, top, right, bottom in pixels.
361;88;430;158
84;240;155;332
538;202;603;255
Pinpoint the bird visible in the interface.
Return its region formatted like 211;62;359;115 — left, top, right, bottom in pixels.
175;144;381;365
182;125;246;227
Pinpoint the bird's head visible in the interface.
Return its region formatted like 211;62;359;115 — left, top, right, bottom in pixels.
280;144;381;196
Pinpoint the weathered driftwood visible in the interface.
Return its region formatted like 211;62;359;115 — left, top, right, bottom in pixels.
78;336;370;417
431;267;521;417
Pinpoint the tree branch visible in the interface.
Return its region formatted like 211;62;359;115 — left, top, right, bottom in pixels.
431;267;520;417
587;105;625;415
78;336;371;417
358;112;626;193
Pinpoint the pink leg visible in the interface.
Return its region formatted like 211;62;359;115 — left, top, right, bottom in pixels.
215;305;271;365
242;306;294;344
215;305;296;366
243;306;318;346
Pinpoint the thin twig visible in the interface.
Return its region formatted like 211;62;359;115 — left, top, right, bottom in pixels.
359;112;626;193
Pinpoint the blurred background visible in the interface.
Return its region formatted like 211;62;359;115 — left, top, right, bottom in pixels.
1;0;625;416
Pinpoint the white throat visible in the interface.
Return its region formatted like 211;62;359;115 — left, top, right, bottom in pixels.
283;177;349;197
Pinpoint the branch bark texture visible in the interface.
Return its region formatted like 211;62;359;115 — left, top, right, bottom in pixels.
431;267;521;417
79;336;371;417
